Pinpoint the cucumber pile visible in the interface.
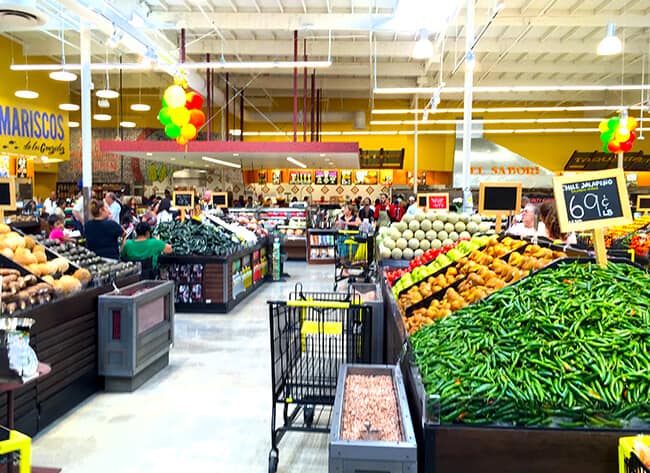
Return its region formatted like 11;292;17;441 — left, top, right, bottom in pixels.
411;260;650;428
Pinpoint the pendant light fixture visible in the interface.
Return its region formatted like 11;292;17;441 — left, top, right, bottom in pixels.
130;73;150;111
412;29;434;59
15;71;38;99
597;23;623;56
50;20;77;82
96;50;119;99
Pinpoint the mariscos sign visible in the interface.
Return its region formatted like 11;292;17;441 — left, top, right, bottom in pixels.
0;102;68;160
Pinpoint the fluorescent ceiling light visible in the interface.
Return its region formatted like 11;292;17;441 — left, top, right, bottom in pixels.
287;157;307;168
12;60;332;72
146;152;153;156
370;118;603;125
120;121;136;128
14;90;39;99
373;84;650;95
371;105;639;115
202;156;242;168
233;153;239;157
412;30;434;59
59;103;80;111
229;129;242;136
68;121;79;128
96;89;119;99
130;103;151;112
93;114;112;121
597;23;623;56
49;70;77;82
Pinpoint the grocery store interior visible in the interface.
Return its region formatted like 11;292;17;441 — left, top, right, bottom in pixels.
2;0;650;472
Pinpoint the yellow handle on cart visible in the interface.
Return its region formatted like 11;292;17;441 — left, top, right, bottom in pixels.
0;429;31;473
287;300;350;309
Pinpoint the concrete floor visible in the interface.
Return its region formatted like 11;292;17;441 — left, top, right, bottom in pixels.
32;262;336;473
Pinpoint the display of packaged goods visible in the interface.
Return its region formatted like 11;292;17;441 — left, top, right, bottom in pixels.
376;211;494;261
309;234;335;246
410;260;650;429
154;220;244;256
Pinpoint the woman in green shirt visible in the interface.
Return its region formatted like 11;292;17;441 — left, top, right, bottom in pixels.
121;222;172;267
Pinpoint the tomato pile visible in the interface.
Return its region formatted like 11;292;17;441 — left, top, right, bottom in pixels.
385;243;458;287
630;233;649;257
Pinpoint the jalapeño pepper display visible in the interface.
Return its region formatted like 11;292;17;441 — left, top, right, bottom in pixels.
411;260;650;428
154;220;243;256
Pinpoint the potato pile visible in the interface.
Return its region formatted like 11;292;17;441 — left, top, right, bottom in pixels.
398;267;461;311
1;268;54;315
405;243;566;334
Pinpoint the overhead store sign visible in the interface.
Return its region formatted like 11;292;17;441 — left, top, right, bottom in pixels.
453;138;554;188
565;150;650;172
0;102;68;160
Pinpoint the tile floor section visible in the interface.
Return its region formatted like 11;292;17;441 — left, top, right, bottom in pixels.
32;262;336;473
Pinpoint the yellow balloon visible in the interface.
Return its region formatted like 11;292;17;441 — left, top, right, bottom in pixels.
164;85;187;109
628;117;638;130
598;120;609;133
180;123;197;140
176;136;188;145
170;106;190;126
615;127;630;142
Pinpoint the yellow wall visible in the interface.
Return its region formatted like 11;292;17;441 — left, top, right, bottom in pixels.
33;171;58;201
1;37;70;162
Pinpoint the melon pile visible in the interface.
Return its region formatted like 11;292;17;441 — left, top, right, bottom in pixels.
376;211;493;260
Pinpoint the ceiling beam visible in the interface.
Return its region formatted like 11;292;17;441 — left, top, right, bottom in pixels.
146;9;650;30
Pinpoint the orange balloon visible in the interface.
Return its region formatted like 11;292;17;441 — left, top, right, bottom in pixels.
176;136;188;145
189;109;206;128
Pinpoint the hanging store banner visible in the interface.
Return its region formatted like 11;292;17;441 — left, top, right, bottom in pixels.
0;102;68;160
453;138;554;188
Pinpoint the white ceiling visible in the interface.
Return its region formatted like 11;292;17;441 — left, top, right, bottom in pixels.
4;0;650;116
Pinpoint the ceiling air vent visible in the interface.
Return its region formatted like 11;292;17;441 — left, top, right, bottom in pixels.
0;2;48;30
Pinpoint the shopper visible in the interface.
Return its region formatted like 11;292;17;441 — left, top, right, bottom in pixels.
104;192;121;223
406;195;419;215
53;199;66;219
71;188;85;232
374;193;392;227
358;198;374;223
84;199;125;260
191;203;203;223
337;204;361;230
245;196;255;208
390;196;406;222
121;222;172;268
48;214;67;242
155;190;173;223
43;191;57;216
539;201;577;244
506;203;546;238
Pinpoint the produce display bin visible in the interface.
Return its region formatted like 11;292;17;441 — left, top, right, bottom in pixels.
98;280;174;392
329;364;417;473
381;257;650;473
158;239;267;313
350;282;385;364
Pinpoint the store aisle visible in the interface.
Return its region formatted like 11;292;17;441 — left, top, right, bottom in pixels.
32;262;335;473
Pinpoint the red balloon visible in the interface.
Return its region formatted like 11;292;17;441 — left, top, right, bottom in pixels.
607;141;621;153
185;91;204;110
628;130;637;143
189;109;206;128
620;140;633;152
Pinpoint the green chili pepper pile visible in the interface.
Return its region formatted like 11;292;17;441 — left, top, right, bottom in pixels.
154;221;243;256
411;261;650;428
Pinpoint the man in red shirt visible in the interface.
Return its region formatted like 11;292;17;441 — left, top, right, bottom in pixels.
389;195;405;222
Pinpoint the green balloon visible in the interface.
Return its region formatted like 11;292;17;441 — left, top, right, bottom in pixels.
607;117;619;131
600;131;612;143
162;96;168;108
158;107;172;126
165;123;181;138
602;142;609;153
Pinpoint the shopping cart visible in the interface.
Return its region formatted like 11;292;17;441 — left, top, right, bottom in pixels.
334;230;375;291
267;293;372;473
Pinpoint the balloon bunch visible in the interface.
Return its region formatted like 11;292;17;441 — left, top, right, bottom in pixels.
599;115;638;153
158;81;206;146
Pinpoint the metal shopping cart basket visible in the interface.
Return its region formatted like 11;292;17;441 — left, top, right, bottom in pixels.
267;294;372;473
334;230;375;291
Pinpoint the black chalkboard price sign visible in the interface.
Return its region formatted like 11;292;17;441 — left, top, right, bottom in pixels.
636;195;650;213
553;169;632;267
553;169;632;233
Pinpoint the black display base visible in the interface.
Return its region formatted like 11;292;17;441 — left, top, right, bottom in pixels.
104;353;169;393
38;370;98;432
174;278;266;313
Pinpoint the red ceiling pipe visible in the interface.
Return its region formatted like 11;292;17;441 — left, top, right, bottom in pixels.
206;53;211;141
240;88;244;142
303;39;307;142
180;29;186;63
225;73;229;141
310;71;315;142
293;30;298;143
